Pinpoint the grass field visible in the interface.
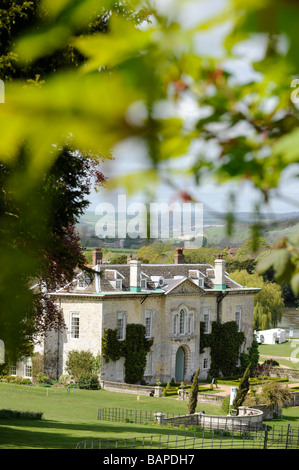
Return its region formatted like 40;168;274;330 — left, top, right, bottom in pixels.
0;380;299;450
0;383;226;449
259;341;299;360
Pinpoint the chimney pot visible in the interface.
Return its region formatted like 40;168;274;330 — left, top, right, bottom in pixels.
92;247;102;266
174;248;185;264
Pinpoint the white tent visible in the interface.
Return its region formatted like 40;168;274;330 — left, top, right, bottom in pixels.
255;328;286;345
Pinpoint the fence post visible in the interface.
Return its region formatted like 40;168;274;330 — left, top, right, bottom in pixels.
263;425;268;449
154;412;165;425
285;424;291;449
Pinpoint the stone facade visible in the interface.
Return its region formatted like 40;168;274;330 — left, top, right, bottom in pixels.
29;250;260;384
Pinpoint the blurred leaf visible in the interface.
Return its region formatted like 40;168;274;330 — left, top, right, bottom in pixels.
291;273;299;296
105;169;160;195
74;15;152;72
257;248;294;283
0;71;141;172
273;129;299;164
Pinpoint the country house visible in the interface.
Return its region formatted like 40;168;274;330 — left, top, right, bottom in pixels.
25;248;259;384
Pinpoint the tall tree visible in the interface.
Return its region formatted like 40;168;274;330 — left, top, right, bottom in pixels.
230;270;284;330
0;1;110;359
232;364;251;415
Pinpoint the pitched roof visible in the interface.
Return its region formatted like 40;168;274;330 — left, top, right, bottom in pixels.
51;261;250;296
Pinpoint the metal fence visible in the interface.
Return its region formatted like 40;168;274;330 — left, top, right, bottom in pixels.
76;424;299;449
97;407;262;432
97;407;174;424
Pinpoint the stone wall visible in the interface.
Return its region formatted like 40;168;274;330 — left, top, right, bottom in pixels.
154;406;263;431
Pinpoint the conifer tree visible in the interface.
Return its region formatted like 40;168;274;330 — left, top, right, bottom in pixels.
188;366;200;415
232;364;251;415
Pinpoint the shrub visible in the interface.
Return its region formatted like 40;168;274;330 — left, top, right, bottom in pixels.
66;350;100;382
78;372;100;390
20;378;32;385
59;374;72;386
37;372;50;384
0;409;43;420
221;396;230;414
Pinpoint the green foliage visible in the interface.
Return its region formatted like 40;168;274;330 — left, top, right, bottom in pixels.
102;324;153;384
259;381;291;409
2;0;299;354
65;350;99;381
235;238;271;262
240;338;259;374
188;366;200;415
232;364;251;413
78;372;100;390
102;328;123;362
137;242;175;264
221;396;230;415
230;270;284;330
0;409;43;420
201;321;245;377
123;324;153;384
36;372;50;385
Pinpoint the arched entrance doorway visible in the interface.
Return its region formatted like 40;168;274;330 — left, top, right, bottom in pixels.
175;346;185;382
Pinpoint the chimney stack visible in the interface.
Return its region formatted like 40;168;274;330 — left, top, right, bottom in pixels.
92;247;102;266
214;253;226;290
174;248;185;264
129;258;141;292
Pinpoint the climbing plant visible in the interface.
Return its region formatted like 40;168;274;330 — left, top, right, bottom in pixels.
201;321;245;377
102;328;123;362
102;324;153;384
122;324;153;384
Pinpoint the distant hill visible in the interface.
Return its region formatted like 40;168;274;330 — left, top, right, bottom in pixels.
204;214;299;247
77;210;299;248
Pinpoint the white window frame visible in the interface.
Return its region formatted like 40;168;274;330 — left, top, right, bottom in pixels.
203;357;208;370
70;312;80;339
235;306;242;331
179;308;186;335
145;310;152;338
9;364;16;376
117;312;126;340
115;279;122;290
24;357;32;378
203;307;211;334
141;278;147;290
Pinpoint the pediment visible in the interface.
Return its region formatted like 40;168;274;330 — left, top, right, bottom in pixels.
163;277;204;295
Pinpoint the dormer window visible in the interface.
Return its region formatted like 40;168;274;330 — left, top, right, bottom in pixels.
105;269;124;290
188;270;204;288
141;278;147;289
150;276;165;288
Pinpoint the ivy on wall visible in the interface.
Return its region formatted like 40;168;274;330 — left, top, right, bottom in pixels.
200;321;245;377
102;324;153;384
102;328;123;362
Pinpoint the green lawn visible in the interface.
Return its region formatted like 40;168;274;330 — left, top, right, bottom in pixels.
0;383;224;449
259;341;299;360
1;381;299;449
